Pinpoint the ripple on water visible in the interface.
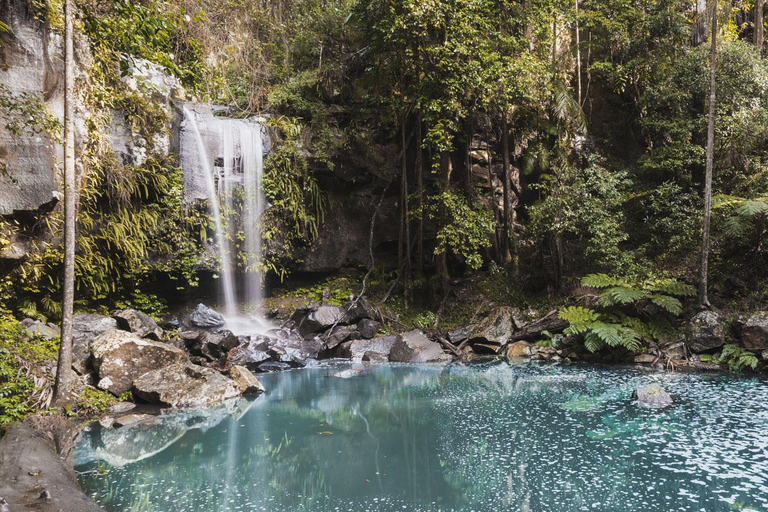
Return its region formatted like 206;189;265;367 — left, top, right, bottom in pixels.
75;363;768;512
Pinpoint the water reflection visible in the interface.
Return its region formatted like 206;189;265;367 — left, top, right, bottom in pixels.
75;363;768;512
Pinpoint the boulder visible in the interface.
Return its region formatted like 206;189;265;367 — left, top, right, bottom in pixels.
634;384;673;407
185;330;239;361
133;362;241;408
324;324;356;349
71;313;119;374
222;339;272;371
362;351;388;363
506;340;534;358
338;336;397;361
389;330;445;363
21;319;60;340
357;319;381;339
298;305;346;338
258;361;292;372
91;329;187;395
343;297;378;323
467;307;517;349
228;366;266;395
113;309;163;340
189;303;225;328
742;312;768;351
268;336;324;366
688;311;726;352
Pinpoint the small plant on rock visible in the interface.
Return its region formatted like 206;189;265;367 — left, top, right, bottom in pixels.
558;274;696;353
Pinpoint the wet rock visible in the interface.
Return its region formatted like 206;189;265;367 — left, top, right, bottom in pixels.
298;305;346;338
688;310;726;352
390;330;446;363
133;362;241;408
467;307;517;349
331;369;364;378
186;330;239;360
222;339;272;371
362;351;388;363
506;340;534;358
447;326;471;345
338;336;397;361
91;329;188;395
634;384;673;407
21;319;60;340
258;361;292;372
742;312;768;351
72;313;119;375
113;309;163;340
324;324;356;349
634;353;657;364
357;319;380;339
268;336;324;366
189;303;225;328
228;365;266;395
113;413;158;428
107;402;136;414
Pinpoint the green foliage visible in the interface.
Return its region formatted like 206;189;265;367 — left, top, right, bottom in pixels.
702;344;759;372
559;274;695;353
428;191;494;270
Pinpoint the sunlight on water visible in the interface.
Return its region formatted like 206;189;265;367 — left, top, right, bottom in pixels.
75;363;768;512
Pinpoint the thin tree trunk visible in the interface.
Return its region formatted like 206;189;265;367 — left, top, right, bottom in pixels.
575;0;582;105
53;0;76;407
487;127;501;262
402;120;411;307
757;0;765;54
416;112;424;278
435;151;452;292
500;110;512;264
699;3;717;308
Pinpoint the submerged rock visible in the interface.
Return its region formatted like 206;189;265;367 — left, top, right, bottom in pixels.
189;303;225;328
688;310;726;352
133;362;241;407
742;312;768;351
113;309;163;340
634;384;673;407
91;329;188;395
331;369;364;379
389;330;446;363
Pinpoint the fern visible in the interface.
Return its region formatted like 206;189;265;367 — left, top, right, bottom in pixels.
715;344;759;372
560;274;693;354
713;194;768;238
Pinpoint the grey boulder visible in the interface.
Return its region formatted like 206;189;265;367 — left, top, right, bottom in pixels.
742;312;768;351
113;309;163;340
688;310;726;352
634;384;673;408
389;330;446;363
72;314;119;374
189;303;225;328
133;362;241;408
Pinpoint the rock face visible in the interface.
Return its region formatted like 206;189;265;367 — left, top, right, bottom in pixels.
72;313;119;374
338;336;397;361
133;362;241;407
389;330;445;363
91;329;187;395
228;365;266;395
634;384;673;407
742;312;768;351
189;303;225;328
688;311;726;352
298;305;346;338
113;309;163;340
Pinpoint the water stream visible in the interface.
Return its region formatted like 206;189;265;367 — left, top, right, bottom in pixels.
75;363;768;512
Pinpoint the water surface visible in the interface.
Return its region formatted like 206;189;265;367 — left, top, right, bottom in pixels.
75;363;768;512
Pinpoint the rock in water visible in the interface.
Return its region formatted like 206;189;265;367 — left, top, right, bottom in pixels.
634;384;673;407
228;365;266;395
91;329;188;395
688;310;726;352
331;369;364;379
506;340;534;358
742;312;768;351
338;336;397;361
133;362;241;407
189;303;225;328
72;313;119;375
389;330;446;363
467;307;517;351
113;309;163;340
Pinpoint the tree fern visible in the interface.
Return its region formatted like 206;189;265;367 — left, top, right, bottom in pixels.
560;274;692;353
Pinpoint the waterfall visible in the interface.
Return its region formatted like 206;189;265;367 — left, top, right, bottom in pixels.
182;107;270;334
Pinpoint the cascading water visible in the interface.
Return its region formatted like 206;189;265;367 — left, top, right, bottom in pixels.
181;107;270;335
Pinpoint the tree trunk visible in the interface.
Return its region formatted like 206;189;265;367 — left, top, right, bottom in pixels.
500;110;512;264
575;0;582;106
416;112;424;278
52;0;76;407
435;151;452;292
402;120;411;307
757;0;765;54
699;3;717;308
